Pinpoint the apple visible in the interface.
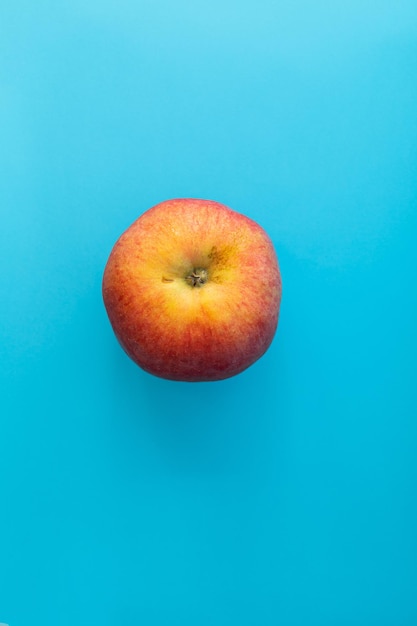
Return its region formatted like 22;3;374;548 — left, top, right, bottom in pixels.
102;198;282;382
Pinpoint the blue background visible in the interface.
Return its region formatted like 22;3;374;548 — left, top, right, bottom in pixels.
1;1;417;624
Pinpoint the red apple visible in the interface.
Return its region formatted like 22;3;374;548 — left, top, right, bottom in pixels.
102;198;282;381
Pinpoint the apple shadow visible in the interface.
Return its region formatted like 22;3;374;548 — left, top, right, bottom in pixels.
106;334;289;479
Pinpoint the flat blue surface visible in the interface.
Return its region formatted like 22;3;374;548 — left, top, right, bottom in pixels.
1;1;417;624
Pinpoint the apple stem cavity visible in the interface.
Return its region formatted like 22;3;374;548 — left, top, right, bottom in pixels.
185;268;209;288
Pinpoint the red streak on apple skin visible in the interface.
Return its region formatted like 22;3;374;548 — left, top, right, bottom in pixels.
103;198;282;382
107;296;277;381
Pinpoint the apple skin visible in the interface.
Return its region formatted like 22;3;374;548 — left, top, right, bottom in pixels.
102;198;282;382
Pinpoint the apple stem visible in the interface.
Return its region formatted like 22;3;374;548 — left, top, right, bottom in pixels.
185;268;209;288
